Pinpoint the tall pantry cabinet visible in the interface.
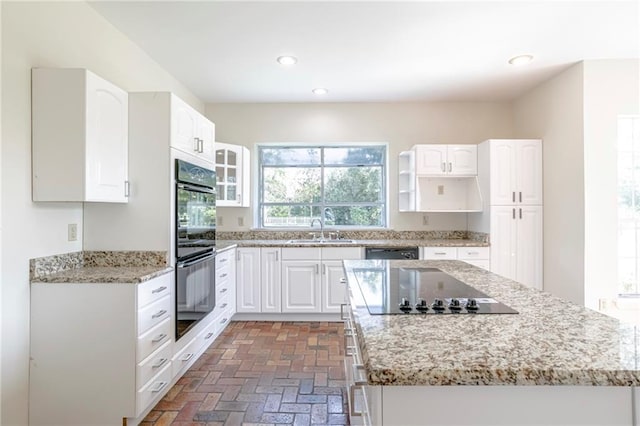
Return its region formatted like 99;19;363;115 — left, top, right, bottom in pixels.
470;139;543;290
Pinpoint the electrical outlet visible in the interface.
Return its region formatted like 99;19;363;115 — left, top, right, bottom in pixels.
437;185;444;195
422;215;429;226
238;216;244;227
68;223;78;241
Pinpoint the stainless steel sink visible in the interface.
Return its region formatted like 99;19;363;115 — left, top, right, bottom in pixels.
286;239;356;244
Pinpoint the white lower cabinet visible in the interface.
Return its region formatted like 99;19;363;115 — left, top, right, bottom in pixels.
236;246;361;315
421;246;490;270
29;273;174;426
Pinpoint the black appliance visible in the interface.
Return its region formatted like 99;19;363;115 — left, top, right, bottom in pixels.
365;247;419;260
353;266;517;315
175;159;216;340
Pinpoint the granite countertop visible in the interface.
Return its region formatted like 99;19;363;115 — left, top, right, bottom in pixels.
219;238;488;248
30;251;172;284
343;259;640;387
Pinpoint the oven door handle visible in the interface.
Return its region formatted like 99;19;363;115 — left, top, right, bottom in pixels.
177;252;215;268
177;182;215;195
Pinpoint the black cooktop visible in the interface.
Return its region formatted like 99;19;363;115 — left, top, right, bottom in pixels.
353;267;518;315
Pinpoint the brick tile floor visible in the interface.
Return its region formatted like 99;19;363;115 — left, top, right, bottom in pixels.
142;321;349;426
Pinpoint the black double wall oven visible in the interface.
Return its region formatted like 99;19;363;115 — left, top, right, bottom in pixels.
175;159;216;340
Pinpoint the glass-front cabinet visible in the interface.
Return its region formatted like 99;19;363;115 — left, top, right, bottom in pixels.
215;142;250;207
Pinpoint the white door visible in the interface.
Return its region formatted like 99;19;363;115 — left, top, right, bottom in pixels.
490;206;518;281
85;71;128;202
171;95;199;156
236;248;261;312
448;145;477;176
281;261;321;313
489;140;517;205
415;145;448;175
199;118;215;161
515;140;543;205
261;248;281;312
516;205;544;290
322;261;348;313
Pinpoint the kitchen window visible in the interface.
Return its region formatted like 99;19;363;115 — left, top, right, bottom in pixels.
618;116;640;295
258;144;387;228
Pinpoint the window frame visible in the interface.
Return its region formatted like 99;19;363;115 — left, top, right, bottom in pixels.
256;142;389;229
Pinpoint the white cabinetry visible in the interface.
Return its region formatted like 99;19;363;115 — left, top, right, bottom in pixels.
415;144;477;176
282;248;322;313
32;68;129;202
170;95;215;161
236;247;262;312
215;142;250;207
399;144;481;212
421;246;490;270
261;247;282;312
470;139;543;290
30;274;173;425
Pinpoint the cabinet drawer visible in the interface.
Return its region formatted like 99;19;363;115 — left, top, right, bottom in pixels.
136;362;172;416
137;273;171;309
456;247;490;260
138;295;171;335
197;317;218;352
137;317;172;362
137;340;172;390
282;247;321;260
214;310;233;336
172;335;203;378
321;247;362;260
216;249;234;269
422;247;456;260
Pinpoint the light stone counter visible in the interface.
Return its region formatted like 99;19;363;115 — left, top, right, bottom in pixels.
343;259;640;387
219;238;488;248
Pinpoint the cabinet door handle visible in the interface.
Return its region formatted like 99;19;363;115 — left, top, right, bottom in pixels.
340;303;349;320
519;208;522;219
315;264;319;274
151;286;167;294
519;191;523;203
151;381;168;393
441;162;446;172
152;309;167;319
448;162;452;172
512;208;516;219
152;333;167;343
275;251;279;261
339;277;347;284
151;358;168;369
237;251;241;261
193;137;199;152
512;192;516;203
322;264;326;275
238;193;242;203
124;180;130;197
199;138;205;153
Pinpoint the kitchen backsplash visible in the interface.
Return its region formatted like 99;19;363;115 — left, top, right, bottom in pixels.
30;250;167;280
217;230;488;243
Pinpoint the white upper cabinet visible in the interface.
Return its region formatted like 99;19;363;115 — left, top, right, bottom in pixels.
170;95;214;161
32;68;129;202
414;144;477;176
215;142;250;207
488;139;542;205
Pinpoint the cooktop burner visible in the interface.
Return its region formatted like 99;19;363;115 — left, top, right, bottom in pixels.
353;267;517;315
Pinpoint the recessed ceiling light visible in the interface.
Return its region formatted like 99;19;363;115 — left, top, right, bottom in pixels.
312;88;329;95
277;56;297;66
508;55;534;66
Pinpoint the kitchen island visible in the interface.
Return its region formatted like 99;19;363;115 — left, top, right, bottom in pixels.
342;259;640;426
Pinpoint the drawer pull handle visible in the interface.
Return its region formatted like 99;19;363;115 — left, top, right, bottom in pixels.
468;251;479;255
340;303;349;320
220;303;228;308
205;332;214;339
434;252;447;255
219;273;228;278
220;318;228;324
180;353;194;362
151;286;167;294
151;381;168;393
152;358;168;369
220;258;228;263
220;288;228;293
339;278;347;284
152;333;167;343
152;310;167;319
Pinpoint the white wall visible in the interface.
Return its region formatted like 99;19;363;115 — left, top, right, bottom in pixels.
513;63;585;305
583;60;640;309
1;2;202;424
206;102;513;231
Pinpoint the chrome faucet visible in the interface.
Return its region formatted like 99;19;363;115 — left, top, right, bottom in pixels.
310;217;324;240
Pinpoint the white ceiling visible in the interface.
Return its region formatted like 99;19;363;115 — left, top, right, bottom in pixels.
90;1;639;103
